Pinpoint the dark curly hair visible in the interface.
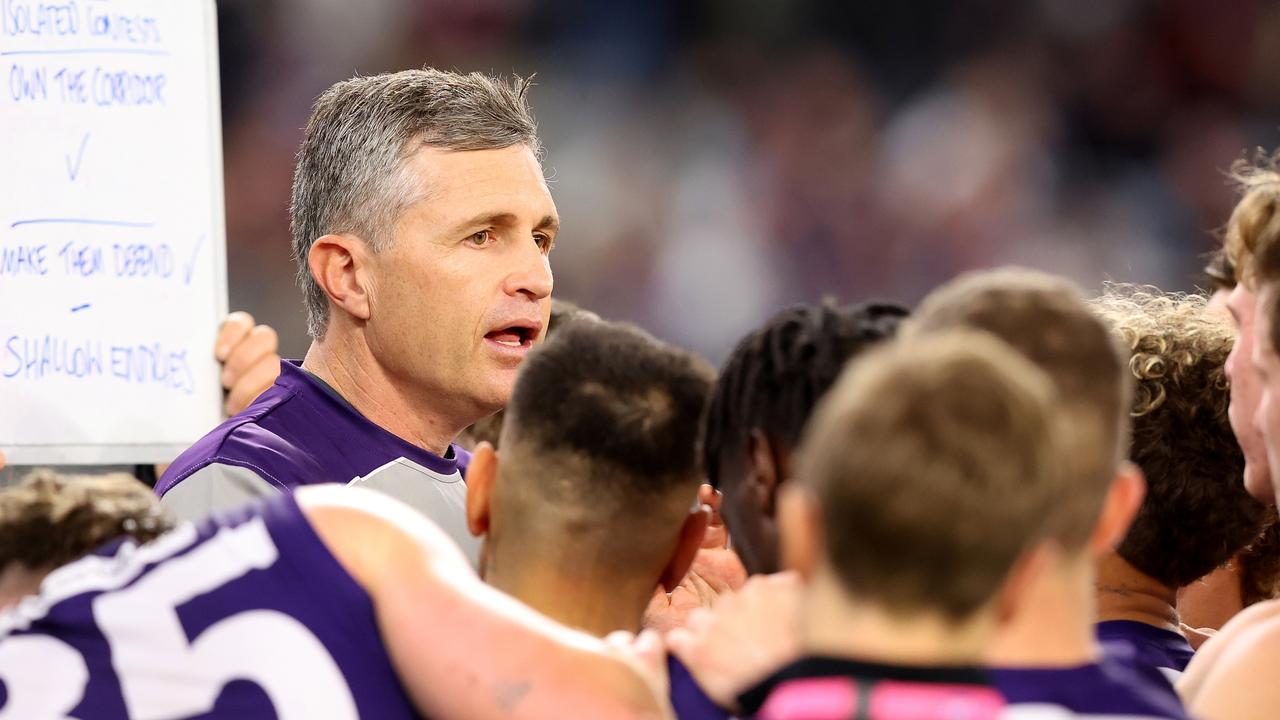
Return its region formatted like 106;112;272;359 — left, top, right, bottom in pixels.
701;300;908;490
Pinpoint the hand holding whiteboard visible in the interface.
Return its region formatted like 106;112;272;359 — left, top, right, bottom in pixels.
0;0;228;464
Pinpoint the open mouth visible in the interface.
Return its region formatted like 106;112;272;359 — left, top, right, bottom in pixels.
484;324;536;349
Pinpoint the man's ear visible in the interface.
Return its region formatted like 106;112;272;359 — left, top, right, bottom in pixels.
778;484;822;580
308;234;373;322
659;505;710;592
466;442;498;537
1088;461;1146;555
747;429;786;519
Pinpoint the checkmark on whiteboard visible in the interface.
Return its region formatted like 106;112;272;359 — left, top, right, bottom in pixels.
184;234;205;285
65;133;90;182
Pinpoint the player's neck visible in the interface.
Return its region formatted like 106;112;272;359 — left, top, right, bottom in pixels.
1176;561;1244;632
484;550;653;638
303;334;463;457
986;550;1099;667
1095;551;1181;633
801;571;990;668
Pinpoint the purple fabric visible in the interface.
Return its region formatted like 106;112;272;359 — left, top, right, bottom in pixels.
991;658;1190;718
1097;620;1195;674
0;493;419;718
668;655;730;720
157;360;467;496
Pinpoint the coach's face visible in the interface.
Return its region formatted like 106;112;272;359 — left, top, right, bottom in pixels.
367;144;556;418
1228;283;1276;502
1253;287;1280;505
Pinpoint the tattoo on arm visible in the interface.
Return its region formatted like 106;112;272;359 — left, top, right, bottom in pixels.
493;680;531;713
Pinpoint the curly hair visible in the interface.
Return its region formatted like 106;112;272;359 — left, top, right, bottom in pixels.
1223;149;1280;288
701;300;908;489
0;469;175;572
1090;286;1268;588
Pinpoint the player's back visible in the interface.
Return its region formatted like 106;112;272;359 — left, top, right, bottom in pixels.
0;493;419;719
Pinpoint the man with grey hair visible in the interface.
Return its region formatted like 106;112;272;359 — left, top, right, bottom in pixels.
156;69;557;561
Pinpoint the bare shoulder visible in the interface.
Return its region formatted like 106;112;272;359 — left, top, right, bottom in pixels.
295;488;668;719
1215;598;1280;637
294;484;471;591
1190;610;1280;720
1181;598;1280;699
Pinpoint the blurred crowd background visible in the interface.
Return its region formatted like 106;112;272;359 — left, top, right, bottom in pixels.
216;0;1280;363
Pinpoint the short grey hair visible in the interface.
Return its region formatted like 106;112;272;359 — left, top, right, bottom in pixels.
290;68;541;338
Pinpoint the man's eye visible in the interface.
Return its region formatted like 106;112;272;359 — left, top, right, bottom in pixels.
467;230;493;246
534;233;554;253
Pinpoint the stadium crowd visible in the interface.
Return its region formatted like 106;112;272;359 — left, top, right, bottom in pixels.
3;67;1280;719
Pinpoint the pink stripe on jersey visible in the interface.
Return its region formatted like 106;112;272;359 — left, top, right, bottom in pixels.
757;677;859;719
868;681;1005;720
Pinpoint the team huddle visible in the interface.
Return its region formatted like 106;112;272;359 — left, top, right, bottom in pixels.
1;68;1279;719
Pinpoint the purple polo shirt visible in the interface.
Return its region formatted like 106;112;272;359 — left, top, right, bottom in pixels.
0;493;419;718
157;361;477;562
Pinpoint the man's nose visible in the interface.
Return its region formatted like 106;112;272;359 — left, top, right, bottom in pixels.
505;239;553;301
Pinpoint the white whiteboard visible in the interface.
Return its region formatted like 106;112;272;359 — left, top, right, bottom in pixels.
0;0;227;464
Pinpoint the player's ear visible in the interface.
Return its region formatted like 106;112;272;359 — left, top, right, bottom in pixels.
747;429;786;519
1089;462;1146;555
308;234;372;321
465;443;497;537
659;505;709;592
778;484;821;580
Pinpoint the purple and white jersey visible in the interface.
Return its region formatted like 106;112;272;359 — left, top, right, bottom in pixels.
157;361;478;563
1096;620;1194;683
992;658;1190;719
0;493;419;719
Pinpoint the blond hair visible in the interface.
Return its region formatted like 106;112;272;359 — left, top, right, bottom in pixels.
907;267;1131;549
799;330;1062;620
1223;150;1280;288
